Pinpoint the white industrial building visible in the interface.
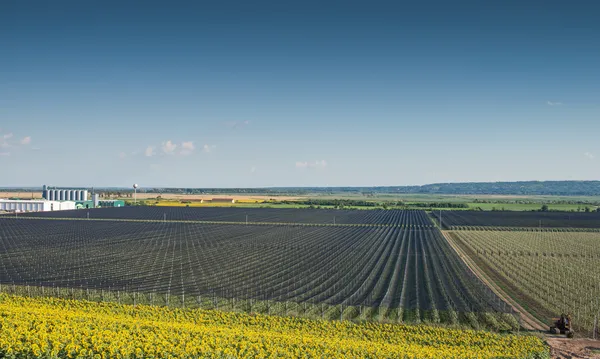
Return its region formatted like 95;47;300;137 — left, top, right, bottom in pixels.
0;199;76;212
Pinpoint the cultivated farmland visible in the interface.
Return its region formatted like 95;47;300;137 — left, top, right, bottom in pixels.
21;207;434;226
0;210;513;327
0;294;548;359
433;210;600;229
449;230;600;335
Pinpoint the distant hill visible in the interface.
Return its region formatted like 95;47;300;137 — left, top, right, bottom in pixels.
143;181;600;196
381;181;600;196
3;181;600;196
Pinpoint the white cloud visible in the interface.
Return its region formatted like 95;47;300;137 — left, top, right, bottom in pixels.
0;142;9;148
203;144;216;153
0;152;10;156
162;140;177;155
547;101;563;106
296;160;327;169
3;133;13;140
145;146;155;157
180;141;195;155
584;152;595;160
141;141;197;157
119;152;127;159
226;120;250;129
20;136;31;145
250;166;257;173
315;160;327;167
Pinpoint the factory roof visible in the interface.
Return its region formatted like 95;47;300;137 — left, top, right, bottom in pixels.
0;199;75;203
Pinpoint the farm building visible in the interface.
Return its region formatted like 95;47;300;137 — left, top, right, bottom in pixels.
0;199;76;212
73;199;124;209
75;201;95;209
97;200;125;207
210;198;236;203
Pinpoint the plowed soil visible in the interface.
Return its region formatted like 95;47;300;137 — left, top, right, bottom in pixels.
547;338;600;359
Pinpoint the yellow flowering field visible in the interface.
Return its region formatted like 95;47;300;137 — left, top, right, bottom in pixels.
0;294;548;359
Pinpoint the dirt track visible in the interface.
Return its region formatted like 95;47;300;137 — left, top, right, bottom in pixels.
441;230;546;331
547;338;600;359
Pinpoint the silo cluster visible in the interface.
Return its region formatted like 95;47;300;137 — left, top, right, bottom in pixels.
44;187;88;201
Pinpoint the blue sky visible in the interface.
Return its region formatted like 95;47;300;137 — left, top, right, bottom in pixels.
1;1;599;188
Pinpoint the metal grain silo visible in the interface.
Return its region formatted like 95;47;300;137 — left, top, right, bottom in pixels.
83;190;89;201
60;190;65;201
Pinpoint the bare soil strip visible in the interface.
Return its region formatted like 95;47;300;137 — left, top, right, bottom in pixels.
441;230;546;331
546;338;600;359
0;192;303;201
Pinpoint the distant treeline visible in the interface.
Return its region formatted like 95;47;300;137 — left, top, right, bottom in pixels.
275;199;378;207
138;181;600;196
410;202;469;208
4;180;600;197
272;199;469;209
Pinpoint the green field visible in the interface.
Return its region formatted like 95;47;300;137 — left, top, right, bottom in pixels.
311;192;600;203
463;202;596;212
138;198;599;212
449;230;600;336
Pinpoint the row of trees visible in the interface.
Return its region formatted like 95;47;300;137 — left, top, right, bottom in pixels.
540;204;599;212
271;199;470;210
